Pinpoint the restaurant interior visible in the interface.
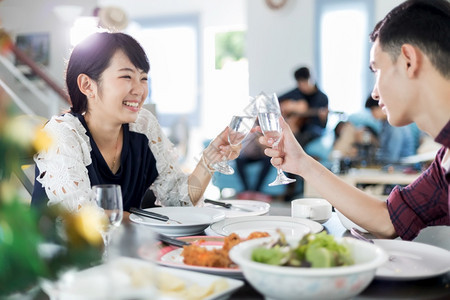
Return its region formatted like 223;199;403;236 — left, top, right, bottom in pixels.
0;0;449;299
0;0;412;200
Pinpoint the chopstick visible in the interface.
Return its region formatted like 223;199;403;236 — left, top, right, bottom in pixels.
129;207;182;224
157;233;191;247
204;199;232;208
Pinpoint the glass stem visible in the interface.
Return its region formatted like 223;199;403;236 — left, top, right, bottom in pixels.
277;168;284;177
102;231;111;261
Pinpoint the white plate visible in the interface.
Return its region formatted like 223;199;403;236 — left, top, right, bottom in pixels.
153;236;243;279
42;257;243;300
157;265;243;300
129;207;226;237
203;200;270;218
374;239;450;280
208;216;323;238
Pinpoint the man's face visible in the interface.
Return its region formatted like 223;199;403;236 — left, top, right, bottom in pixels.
369;40;413;127
297;79;315;95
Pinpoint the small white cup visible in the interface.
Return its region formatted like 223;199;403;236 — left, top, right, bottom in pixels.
291;198;332;224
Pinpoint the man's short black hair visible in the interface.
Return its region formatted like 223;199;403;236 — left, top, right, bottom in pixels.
370;0;450;79
294;67;311;81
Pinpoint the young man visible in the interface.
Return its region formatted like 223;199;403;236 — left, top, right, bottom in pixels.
260;0;450;240
278;66;329;148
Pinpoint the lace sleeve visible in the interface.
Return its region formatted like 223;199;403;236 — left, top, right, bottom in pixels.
34;114;96;212
130;110;192;207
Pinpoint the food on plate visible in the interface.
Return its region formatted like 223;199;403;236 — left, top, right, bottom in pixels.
252;231;354;268
157;271;229;300
119;264;155;288
181;231;270;268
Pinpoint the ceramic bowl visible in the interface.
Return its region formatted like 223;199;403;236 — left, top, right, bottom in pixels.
229;236;387;300
335;208;368;233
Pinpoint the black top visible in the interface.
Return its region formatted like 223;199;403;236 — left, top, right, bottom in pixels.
31;113;159;211
278;86;329;129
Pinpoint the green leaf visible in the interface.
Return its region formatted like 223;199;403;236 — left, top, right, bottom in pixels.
252;247;287;265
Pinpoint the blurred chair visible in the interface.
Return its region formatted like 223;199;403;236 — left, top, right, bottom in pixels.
211;160;287;200
11;114;48;196
13;157;35;196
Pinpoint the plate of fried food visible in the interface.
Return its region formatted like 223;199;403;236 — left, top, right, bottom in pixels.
148;232;271;279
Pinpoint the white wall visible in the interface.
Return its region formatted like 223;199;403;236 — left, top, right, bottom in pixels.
246;0;405;99
99;0;246;27
0;0;405;121
247;0;315;96
375;0;405;20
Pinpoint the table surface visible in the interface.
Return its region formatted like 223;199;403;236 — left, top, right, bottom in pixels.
35;203;450;299
231;204;450;299
304;168;421;198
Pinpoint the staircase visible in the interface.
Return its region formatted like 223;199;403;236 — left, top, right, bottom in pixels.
0;36;69;118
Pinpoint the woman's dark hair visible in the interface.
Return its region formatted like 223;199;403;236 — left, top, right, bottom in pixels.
66;32;150;114
370;0;450;79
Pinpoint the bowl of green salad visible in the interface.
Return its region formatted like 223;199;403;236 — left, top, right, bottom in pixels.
228;232;388;300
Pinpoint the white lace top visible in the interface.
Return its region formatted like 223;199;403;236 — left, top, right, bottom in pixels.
34;109;191;213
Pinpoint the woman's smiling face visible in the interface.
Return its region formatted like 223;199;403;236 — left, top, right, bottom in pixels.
91;50;149;124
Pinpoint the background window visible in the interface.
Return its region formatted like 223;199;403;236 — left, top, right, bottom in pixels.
132;15;200;128
316;0;374;128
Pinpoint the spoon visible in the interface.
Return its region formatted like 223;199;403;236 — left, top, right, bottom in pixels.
351;227;396;262
350;227;374;244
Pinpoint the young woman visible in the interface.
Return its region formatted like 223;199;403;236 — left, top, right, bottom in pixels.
31;32;237;214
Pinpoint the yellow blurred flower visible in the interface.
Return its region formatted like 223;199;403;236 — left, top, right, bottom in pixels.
3;115;49;150
32;126;52;152
0;179;17;204
0;29;13;55
63;206;105;247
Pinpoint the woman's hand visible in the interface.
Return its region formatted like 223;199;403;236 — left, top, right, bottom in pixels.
203;127;242;166
258;117;307;176
122;211;131;224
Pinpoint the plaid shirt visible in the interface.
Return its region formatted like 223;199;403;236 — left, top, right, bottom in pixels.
387;120;450;240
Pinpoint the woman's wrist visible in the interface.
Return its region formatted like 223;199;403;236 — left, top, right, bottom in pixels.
201;153;216;175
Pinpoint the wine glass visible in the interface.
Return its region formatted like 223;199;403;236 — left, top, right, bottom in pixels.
212;99;257;175
256;92;296;186
93;184;123;261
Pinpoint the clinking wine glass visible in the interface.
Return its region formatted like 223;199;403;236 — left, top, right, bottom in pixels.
93;184;123;261
212;99;257;175
256;92;296;186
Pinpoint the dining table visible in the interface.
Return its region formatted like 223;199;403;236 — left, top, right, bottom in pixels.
231;203;450;299
34;202;450;299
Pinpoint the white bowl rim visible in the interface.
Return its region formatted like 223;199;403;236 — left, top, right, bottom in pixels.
335;208;369;233
229;236;388;276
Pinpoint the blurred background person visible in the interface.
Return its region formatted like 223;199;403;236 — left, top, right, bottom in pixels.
278;66;329;200
329;120;379;172
365;95;416;165
234;131;272;193
278;66;329;148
